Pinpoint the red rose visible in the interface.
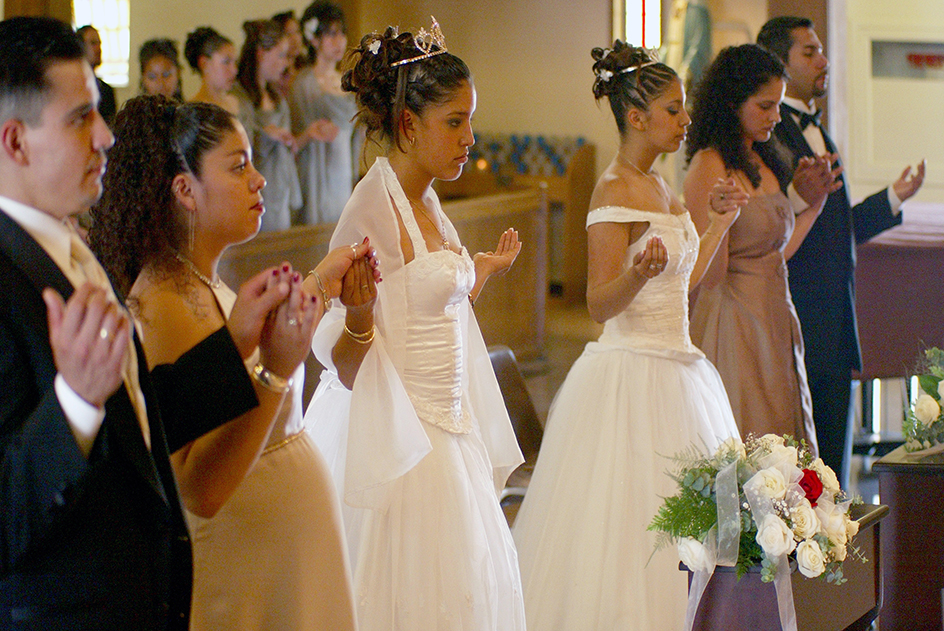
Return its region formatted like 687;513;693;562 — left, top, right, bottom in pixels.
799;469;824;506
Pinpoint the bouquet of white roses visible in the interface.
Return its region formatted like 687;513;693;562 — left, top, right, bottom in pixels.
649;434;862;631
905;347;944;454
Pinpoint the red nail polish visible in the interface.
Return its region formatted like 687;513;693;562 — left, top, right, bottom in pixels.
293;272;300;282
311;295;317;303
282;264;290;272
272;269;279;276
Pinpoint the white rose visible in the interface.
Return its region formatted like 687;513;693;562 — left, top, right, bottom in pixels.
759;434;785;447
790;500;821;539
810;458;841;496
755;467;788;500
815;505;848;548
755;514;797;557
796;539;826;578
768;444;799;468
678;537;712;572
718;437;747;461
914;394;940;426
937;379;944;401
832;540;847;561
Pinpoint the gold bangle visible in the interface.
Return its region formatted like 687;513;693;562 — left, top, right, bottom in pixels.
344;323;375;344
468;294;475;307
251;362;293;393
308;269;332;310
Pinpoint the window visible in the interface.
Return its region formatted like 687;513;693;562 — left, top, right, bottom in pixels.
613;0;662;49
73;0;130;87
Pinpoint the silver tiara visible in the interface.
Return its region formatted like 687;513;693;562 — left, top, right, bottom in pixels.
391;16;447;67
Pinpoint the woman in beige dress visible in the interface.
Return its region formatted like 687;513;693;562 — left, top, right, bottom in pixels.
684;44;838;448
91;96;378;630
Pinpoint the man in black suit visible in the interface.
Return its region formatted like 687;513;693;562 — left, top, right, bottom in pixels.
758;17;925;488
76;25;116;126
0;17;290;630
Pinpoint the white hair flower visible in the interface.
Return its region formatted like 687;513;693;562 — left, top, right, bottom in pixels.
597;68;613;82
303;17;319;43
368;39;381;55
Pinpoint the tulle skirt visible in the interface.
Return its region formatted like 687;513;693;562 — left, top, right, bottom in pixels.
187;433;356;631
512;341;739;631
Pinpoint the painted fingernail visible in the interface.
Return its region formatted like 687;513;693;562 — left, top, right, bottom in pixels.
282;264;290;272
311;295;317;303
272;269;279;276
293;272;300;282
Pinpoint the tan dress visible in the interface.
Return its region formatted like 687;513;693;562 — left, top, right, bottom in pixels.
690;191;818;452
187;283;356;631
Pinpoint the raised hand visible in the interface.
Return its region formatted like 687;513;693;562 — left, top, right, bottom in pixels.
228;265;292;359
339;256;377;313
708;177;747;231
472;228;522;280
794;154;843;209
306;119;340;143
258;269;318;380
892;159;926;202
631;235;668;280
43;284;130;408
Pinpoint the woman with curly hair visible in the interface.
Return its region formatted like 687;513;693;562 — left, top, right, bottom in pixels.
302;20;526;630
290;0;364;224
511;41;741;630
89;96;374;630
684;44;839;448
185;26;239;114
139;38;183;101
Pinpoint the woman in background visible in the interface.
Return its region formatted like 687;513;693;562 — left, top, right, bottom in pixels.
139;38;183;101
91;96;375;630
303;22;526;630
512;41;741;631
185;26;239;114
291;0;363;224
684;44;838;448
235;20;303;231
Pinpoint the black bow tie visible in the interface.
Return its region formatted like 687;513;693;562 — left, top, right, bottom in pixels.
784;104;822;130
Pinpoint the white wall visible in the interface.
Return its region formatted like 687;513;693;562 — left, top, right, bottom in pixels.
844;0;944;204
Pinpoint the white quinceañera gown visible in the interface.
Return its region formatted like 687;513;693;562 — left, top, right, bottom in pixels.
304;157;526;631
512;207;741;631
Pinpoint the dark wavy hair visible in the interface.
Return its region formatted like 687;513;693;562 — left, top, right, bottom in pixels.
184;26;232;72
342;26;470;153
685;44;788;189
300;1;346;64
591;40;678;136
90;96;238;295
757;16;814;64
237;20;286;108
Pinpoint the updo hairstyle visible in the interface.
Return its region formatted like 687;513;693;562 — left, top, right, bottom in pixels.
184;26;232;72
591;40;678;136
90;96;238;294
341;26;470;151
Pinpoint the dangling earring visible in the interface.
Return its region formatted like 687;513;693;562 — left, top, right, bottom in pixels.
409;135;415;147
188;210;195;253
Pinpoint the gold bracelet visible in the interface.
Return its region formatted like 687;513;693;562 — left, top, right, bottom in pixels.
468;294;475;307
251;362;293;393
308;269;332;310
344;323;375;344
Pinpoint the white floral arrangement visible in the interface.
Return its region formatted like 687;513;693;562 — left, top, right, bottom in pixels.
905;347;944;454
650;435;863;629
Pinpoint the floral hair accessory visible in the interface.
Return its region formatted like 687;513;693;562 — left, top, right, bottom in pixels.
391;16;447;67
368;39;381;55
303;17;319;43
596;68;614;82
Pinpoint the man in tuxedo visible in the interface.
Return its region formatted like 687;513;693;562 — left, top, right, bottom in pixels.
758;17;925;488
76;25;116;126
0;17;289;630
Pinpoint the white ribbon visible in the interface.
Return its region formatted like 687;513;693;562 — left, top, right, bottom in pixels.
683;459;740;630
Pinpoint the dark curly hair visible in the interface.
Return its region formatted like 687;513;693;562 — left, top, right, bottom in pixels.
89;96;238;295
300;1;346;64
237;20;286;108
342;25;470;152
591;40;678;136
184;26;232;72
685;44;788;189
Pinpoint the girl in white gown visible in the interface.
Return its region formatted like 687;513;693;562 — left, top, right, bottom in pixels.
512;42;743;630
303;23;527;630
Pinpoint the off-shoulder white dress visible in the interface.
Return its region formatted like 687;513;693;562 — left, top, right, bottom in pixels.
512;207;740;631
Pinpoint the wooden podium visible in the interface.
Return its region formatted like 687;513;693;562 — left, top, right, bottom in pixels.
873;446;944;631
686;504;887;630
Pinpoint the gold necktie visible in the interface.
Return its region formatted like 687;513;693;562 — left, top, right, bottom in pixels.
68;228;151;450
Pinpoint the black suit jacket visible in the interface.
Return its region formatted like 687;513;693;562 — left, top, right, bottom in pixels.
0;211;258;630
773;105;902;376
